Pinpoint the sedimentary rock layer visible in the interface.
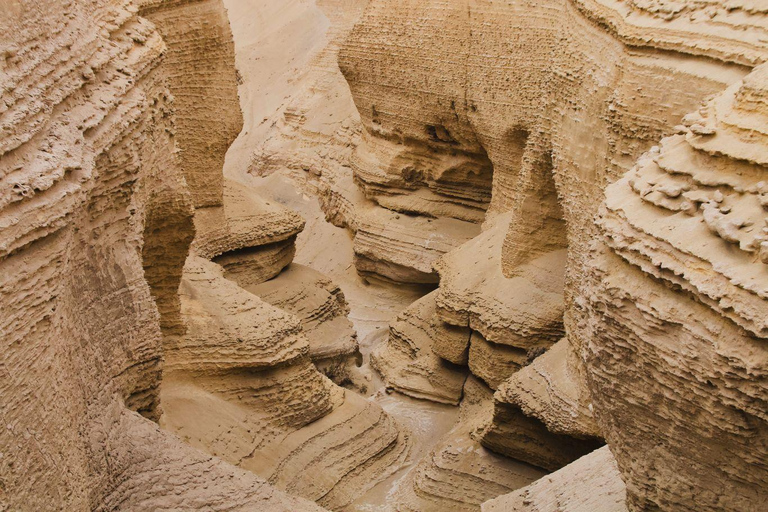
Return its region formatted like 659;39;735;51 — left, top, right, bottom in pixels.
485;338;600;441
372;290;469;404
164;255;411;509
481;446;627;512
582;66;768;512
390;377;546;512
338;2;766;510
239;0;369;233
0;1;321;509
98;401;326;512
435;213;566;381
351;130;495;223
138;0;243;208
7;0;768;510
477;338;602;472
477;338;604;470
246;263;361;384
193;179;305;262
354;205;480;284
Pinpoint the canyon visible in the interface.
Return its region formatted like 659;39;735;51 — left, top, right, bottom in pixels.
1;0;766;511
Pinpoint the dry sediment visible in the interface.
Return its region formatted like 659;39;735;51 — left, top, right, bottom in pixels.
388;377;547;512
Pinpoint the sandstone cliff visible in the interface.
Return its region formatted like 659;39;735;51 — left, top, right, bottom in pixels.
3;0;768;510
581;63;768;512
0;0;321;509
333;0;767;509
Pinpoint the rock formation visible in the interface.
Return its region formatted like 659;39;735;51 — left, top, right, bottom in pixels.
145;2;413;506
371;290;469;404
3;0;767;511
138;0;243;209
580;63;768;512
388;376;547;512
333;0;767;509
482;446;627;512
247;262;361;384
0;0;320;509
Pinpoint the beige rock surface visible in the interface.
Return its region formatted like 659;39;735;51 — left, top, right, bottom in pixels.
434;213;566;388
0;0;323;510
143;2;415;506
481;446;627;512
5;0;768;510
193;179;305;264
336;0;766;509
582;65;768;512
388;377;547;512
164;144;411;512
488;338;600;440
138;0;243;209
246;262;362;385
371;290;469;404
226;0;368;232
477;338;603;471
354;205;480;284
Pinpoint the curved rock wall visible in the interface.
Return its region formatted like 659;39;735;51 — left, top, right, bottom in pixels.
582;65;768;512
138;0;243;209
338;1;750;424
4;0;768;510
337;0;767;509
0;1;323;510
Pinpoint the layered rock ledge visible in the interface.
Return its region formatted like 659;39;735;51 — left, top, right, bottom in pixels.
582;64;768;512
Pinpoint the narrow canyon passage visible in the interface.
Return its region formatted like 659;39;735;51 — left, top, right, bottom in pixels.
254;172;461;510
206;0;584;509
3;0;766;511
218;1;464;507
205;0;768;510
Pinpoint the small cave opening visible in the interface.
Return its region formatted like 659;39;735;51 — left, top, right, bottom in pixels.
426;123;460;145
433;151;495;219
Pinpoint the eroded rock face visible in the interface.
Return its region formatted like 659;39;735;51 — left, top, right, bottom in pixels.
161;256;411;509
371;290;469;404
482;446;627;512
138;0;243;209
0;1;320;510
5;0;768;510
581;65;768;512
195;180;305;286
336;0;767;509
478;339;603;472
338;0;747;400
339;0;749;285
246;263;362;386
389;377;547;512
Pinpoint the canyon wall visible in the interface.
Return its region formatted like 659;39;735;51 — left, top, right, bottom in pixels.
2;0;767;510
0;1;322;510
581;64;768;511
136;1;413;508
139;0;243;209
333;0;768;510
